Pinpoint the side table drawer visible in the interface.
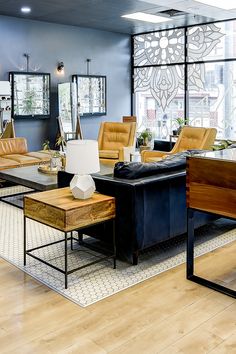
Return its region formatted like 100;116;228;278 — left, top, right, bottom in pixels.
24;191;116;232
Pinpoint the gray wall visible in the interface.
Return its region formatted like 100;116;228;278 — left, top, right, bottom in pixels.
0;15;131;150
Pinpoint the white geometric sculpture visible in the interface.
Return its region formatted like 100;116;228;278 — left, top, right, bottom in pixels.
65;140;100;200
70;174;95;199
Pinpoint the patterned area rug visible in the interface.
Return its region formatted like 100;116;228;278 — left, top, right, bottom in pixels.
0;185;236;307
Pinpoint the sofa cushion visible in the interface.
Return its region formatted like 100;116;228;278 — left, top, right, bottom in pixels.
3;154;41;165
26;151;51;162
99;149;119;159
0;157;20;170
114;151;202;179
0;138;28;156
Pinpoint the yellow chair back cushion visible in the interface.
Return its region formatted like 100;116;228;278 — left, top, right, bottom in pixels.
99;122;135;150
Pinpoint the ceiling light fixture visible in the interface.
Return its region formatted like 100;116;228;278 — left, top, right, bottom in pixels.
57;61;65;74
195;0;236;10
21;6;31;14
122;12;172;24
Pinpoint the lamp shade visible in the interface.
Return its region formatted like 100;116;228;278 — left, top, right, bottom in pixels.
65;140;100;175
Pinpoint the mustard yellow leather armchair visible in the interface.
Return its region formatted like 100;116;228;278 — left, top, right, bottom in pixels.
98;122;136;164
141;126;217;162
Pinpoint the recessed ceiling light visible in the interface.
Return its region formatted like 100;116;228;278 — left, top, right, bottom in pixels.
196;0;236;10
122;12;171;24
21;6;31;14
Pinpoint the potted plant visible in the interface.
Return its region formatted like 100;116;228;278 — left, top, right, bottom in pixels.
55;136;66;169
55;135;66;151
138;129;152;152
42;139;51;152
173;117;185;135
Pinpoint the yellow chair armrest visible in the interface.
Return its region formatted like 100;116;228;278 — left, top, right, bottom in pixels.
141;150;172;162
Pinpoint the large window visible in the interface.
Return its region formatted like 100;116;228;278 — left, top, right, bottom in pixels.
133;20;236;140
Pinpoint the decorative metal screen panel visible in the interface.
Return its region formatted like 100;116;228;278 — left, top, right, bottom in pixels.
134;28;185;66
134;65;184;112
132;20;236;139
187;23;225;62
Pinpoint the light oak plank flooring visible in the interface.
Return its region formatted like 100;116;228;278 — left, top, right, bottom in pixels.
0;241;235;353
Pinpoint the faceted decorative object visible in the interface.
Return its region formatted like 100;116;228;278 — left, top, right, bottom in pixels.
70;174;95;199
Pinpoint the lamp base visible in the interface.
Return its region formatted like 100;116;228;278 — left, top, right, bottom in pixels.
70;174;95;199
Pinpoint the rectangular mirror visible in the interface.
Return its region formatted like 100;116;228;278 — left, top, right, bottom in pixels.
72;75;106;116
58;82;76;133
9;72;50;119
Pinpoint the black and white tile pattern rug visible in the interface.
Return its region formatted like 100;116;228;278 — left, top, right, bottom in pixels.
0;186;236;307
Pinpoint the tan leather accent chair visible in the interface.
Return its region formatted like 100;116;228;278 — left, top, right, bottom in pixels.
98;122;136;164
142;126;217;163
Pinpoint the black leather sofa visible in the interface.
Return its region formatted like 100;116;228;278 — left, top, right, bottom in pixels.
58;152;213;265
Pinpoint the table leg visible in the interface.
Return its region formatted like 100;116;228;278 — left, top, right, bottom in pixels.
65;232;68;289
187;208;194;279
70;231;73;250
113;219;116;269
78;233;83;245
23;215;26;266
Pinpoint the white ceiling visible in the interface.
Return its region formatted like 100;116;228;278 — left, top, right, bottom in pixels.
0;0;235;34
139;0;236;22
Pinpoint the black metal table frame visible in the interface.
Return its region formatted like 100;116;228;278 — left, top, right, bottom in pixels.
0;189;34;209
24;216;116;289
187;208;236;299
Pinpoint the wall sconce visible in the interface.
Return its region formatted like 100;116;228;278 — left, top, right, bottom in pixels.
57;61;64;74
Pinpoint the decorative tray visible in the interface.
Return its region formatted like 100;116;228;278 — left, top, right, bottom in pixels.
38;165;58;175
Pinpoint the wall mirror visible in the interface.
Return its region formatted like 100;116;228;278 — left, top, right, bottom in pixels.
9;72;50;119
72;75;106;116
58;82;76;133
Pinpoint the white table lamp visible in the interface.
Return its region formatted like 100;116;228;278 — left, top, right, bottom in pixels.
65;140;100;199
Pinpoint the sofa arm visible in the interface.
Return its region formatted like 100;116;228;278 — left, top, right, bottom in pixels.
141;150;173;162
119;146;135;162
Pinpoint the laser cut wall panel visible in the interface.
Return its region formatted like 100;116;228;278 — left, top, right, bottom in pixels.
132;22;234;140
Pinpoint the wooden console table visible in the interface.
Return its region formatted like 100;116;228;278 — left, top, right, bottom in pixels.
186;149;236;298
24;187;116;288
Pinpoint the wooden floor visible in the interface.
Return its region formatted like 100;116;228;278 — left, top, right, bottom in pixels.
0;241;236;353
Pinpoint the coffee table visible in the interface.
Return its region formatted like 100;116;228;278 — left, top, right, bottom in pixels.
0;163;114;208
0;165;58;208
0;165;58;191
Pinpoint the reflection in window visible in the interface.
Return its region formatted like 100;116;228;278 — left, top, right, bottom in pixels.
189;62;236;139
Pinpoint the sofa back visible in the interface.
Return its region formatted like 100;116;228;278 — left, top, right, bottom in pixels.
98;122;136;150
0;137;28;156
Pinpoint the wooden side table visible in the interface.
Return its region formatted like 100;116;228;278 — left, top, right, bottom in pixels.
186;151;236;298
24;187;116;288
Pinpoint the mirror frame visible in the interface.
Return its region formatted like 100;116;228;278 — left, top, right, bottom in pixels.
72;75;106;116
